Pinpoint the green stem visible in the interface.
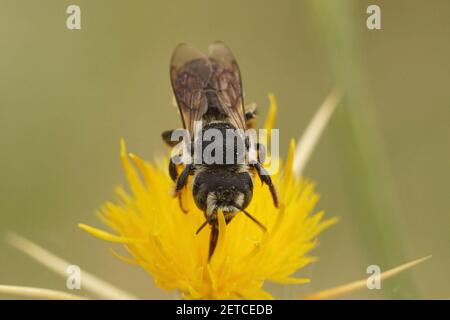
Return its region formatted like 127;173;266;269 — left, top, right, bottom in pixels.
307;0;418;298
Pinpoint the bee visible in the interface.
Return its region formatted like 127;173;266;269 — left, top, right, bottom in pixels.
162;42;279;260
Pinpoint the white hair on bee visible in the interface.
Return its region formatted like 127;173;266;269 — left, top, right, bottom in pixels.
206;192;245;217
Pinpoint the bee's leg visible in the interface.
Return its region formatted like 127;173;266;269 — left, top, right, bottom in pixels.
168;156;178;181
246;139;266;164
252;162;279;208
174;164;193;213
175;164;193;192
255;142;266;163
178;192;189;213
245;102;257;128
161;129;179;147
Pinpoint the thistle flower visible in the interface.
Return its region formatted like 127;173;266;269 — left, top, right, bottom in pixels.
79;95;336;299
1;89;430;300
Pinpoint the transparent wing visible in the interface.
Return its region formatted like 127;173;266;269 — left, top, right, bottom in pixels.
208;41;247;131
170;43;212;135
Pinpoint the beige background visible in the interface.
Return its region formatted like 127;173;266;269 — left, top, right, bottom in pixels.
0;0;449;299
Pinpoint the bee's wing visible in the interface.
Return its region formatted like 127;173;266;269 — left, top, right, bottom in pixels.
170;43;213;135
208;41;247;131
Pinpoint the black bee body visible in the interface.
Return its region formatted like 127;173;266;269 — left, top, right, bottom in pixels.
192;120;253;224
163;42;278;260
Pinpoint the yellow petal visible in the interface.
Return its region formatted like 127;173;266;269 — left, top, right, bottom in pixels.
283;139;296;184
78;224;144;244
108;248;138;265
263;93;278;133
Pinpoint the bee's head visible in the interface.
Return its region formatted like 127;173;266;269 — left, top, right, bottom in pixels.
192;169;253;219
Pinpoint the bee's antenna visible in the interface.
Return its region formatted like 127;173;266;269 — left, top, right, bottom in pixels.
194;213;219;261
233;206;267;232
208;224;219;261
195;219;209;235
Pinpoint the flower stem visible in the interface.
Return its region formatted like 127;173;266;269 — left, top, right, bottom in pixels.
307;0;418;298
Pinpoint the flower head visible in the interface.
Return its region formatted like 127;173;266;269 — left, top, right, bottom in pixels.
80;98;336;299
2;90;429;301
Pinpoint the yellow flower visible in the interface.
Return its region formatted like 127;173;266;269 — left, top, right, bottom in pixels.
79;97;337;299
2;90;430;300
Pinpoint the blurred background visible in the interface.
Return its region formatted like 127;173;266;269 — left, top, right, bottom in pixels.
1;0;449;299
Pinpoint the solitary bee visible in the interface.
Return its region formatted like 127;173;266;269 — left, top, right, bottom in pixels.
162;42;279;260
